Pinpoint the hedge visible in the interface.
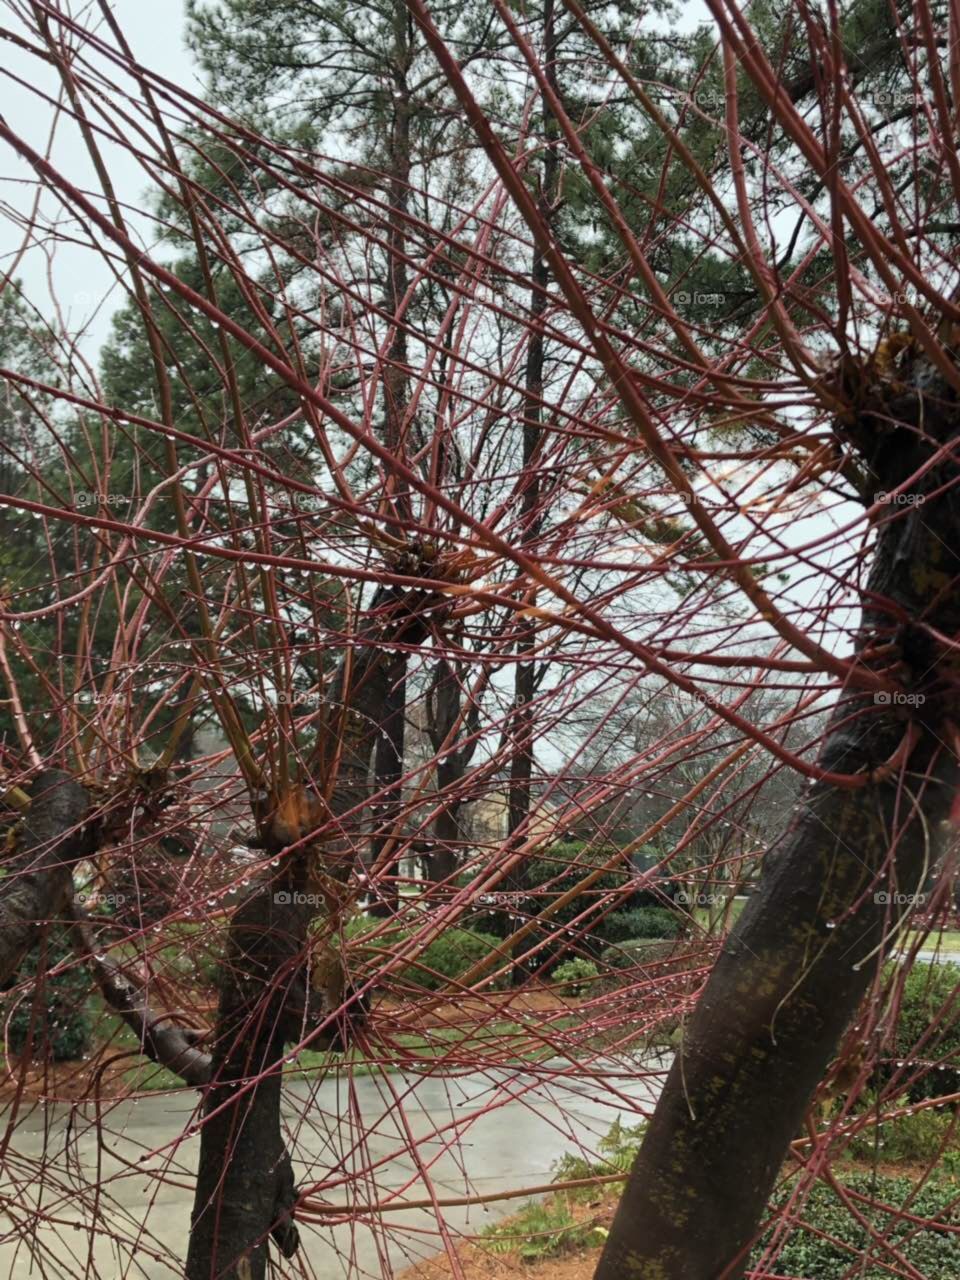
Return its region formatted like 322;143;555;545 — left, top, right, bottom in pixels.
753;1174;960;1278
875;960;960;1102
346;918;508;992
3;929;91;1061
602;907;682;944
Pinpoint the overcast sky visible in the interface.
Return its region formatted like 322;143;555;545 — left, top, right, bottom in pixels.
0;1;863;668
0;0;194;354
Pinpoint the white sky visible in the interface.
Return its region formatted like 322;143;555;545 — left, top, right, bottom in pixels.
0;0;865;679
0;0;194;354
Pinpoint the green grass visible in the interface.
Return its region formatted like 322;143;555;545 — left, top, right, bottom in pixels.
123;1061;192;1092
903;929;960;954
692;895;747;932
119;1015;581;1093
291;1017;579;1080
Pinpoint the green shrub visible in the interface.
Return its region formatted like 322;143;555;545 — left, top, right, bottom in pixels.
347;917;506;992
4;929;91;1061
876;961;960;1102
160;921;223;985
463;843;677;967
483;1120;647;1259
602;907;681;944
553;958;599;997
409;927;505;991
514;842;666;953
754;1174;960;1278
848;1097;960;1164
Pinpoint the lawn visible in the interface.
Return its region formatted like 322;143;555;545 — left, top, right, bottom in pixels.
902;929;960;955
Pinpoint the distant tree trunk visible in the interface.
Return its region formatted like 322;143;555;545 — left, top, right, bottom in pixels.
427;797;460;885
423;657;481;887
595;351;960;1279
368;648;406;917
504;0;559;973
367;0;414;916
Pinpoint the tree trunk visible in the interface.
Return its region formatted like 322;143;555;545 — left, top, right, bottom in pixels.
368;649;407;916
185;583;436;1278
423;657;480;887
184;878;311;1280
595;351;960;1278
0;769;89;986
366;1;414;916
503;0;559;973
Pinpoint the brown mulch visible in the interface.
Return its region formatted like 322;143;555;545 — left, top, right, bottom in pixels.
396;1155;931;1280
401;1244;602;1280
0;1051;136;1101
398;1191;619;1280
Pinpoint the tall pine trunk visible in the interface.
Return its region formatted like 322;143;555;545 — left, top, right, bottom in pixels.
504;0;559;971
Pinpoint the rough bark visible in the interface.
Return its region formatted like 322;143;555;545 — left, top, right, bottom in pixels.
424;657;481;886
366;2;414;915
594;350;960;1278
184;871;317;1280
0;769;89;986
68;901;212;1087
368;647;407;916
185;580;437;1279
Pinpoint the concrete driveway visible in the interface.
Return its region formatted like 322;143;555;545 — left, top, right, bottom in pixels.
0;1056;669;1279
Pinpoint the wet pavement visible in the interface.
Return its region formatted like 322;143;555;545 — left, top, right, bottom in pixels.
0;1055;670;1278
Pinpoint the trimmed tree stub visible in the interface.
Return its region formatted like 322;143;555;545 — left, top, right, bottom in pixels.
595;346;960;1279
